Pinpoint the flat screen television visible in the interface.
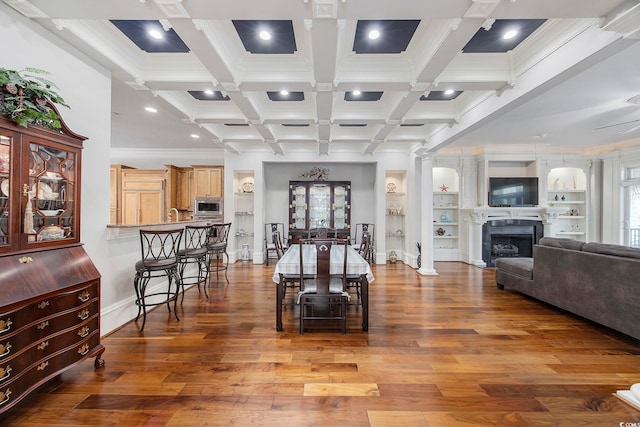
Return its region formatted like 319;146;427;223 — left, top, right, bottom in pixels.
488;177;539;207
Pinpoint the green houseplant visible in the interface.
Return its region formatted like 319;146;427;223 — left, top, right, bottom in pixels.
0;67;69;129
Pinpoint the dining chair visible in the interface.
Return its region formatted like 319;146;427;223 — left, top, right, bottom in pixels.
308;228;337;239
206;222;232;284
353;223;375;264
298;238;350;334
264;222;286;265
348;231;371;303
177;224;211;301
133;228;183;333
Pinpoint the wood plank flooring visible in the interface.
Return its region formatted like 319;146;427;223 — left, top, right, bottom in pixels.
4;262;640;426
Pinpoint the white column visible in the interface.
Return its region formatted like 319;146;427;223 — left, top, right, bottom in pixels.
418;154;437;275
468;213;487;267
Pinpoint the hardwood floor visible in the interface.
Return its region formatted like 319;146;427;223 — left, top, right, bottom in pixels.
4;262;640;426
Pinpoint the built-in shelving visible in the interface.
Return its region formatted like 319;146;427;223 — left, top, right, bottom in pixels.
234;171;254;261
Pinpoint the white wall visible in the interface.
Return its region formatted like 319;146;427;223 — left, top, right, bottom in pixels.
223;150;415;264
1;5;117;332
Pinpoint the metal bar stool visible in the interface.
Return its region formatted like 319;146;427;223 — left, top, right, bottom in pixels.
206;222;232;284
133;228;183;333
178;224;212;301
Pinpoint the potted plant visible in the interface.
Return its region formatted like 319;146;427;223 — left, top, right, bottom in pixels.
0;67;68;129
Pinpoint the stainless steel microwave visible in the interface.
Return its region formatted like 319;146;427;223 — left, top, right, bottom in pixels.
193;197;223;218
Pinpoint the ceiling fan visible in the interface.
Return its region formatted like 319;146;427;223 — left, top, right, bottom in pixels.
594;119;640;133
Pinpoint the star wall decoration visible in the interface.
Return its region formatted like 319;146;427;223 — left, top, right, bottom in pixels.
439;184;449;192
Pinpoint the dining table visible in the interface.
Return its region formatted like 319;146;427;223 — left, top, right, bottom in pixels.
272;243;374;332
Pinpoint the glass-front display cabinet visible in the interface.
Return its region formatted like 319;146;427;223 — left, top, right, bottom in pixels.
0;114;84;254
288;180;351;242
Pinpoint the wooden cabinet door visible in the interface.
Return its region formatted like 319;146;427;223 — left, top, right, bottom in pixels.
110;166;118;224
122;190;164;225
193;167;223;198
177;168;193;210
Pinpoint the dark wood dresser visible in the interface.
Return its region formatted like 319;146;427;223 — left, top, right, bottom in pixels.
0;107;104;414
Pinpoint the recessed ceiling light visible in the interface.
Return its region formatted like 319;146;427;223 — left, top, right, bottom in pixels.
280;90;289;96
191;134;200;139
145;106;157;113
148;29;163;40
204;89;214;95
444;89;455;95
259;30;271;41
352;90;361;96
368;29;380;40
503;29;518;40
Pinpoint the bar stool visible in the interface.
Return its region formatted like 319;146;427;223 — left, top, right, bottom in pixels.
207;222;232;284
133;228;183;333
177;224;212;301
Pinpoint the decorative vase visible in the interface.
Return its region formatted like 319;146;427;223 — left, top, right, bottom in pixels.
389;251;397;263
241;244;250;262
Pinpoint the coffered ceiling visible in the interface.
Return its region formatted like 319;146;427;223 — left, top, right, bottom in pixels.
4;0;640;160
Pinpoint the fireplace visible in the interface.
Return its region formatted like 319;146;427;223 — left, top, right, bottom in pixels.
482;219;544;267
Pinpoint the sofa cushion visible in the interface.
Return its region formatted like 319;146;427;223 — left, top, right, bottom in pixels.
495;257;534;279
538;237;585;251
582;242;640;259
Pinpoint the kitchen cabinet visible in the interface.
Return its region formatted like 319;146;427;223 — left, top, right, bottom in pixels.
193;166;223;198
176;167;193;211
288;180;350;242
0;109;104;415
120;169;166;225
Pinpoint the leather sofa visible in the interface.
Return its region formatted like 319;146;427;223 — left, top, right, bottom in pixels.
496;237;640;341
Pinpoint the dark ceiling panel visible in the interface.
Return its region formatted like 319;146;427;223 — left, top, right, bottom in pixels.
353;20;421;54
267;91;305;101
462;19;546;53
233;20;297;54
111;20;189;53
188;91;230;101
344;91;383;101
420;91;463;101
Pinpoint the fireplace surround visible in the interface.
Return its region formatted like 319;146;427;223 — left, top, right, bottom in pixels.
482;219;544;267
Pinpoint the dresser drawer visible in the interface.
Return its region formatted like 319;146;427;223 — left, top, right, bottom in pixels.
0;331;100;412
0;298;99;361
0;281;99;338
0;316;99;387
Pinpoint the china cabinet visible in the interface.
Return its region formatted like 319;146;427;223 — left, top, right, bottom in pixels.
288;181;350;242
0;109;104;415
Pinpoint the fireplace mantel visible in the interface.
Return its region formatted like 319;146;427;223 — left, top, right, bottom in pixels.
461;207;566;225
460;207;565;268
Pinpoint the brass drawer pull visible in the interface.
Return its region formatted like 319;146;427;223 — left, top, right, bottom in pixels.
0;365;12;381
78;343;89;356
0;319;11;334
36;361;49;371
78;309;90;321
78;291;91;303
37;341;49;351
0;343;11;359
38;301;50;309
37;320;49;330
18;256;33;264
78;326;90;338
0;388;11;406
